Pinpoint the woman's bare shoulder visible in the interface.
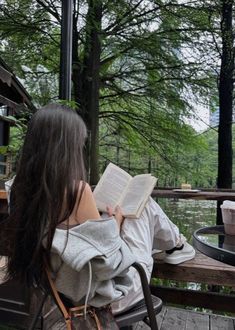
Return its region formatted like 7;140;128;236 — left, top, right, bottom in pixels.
76;181;100;223
81;182;93;195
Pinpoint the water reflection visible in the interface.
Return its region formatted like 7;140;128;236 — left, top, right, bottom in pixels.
197;233;235;253
156;198;216;243
197;233;221;246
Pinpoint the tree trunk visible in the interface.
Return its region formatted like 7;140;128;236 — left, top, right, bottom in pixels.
72;1;89;169
217;0;234;224
72;1;83;110
72;0;102;184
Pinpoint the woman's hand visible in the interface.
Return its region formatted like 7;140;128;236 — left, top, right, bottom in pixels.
106;205;125;230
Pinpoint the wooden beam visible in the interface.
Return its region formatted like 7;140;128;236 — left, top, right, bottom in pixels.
0;95;19;111
152;252;235;287
152;188;235;201
151;285;235;313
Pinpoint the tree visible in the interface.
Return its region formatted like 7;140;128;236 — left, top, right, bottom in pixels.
0;0;61;105
76;0;102;183
0;0;217;184
217;0;234;190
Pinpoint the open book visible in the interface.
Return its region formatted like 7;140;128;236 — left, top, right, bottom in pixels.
93;163;157;218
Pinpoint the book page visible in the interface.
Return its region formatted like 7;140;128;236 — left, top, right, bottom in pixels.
93;163;132;212
120;175;157;218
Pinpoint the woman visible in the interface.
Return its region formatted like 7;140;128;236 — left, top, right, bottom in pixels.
6;104;195;314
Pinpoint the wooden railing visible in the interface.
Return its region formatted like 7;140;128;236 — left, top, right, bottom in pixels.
151;252;235;313
150;187;235;312
152;187;235;201
2;186;235;214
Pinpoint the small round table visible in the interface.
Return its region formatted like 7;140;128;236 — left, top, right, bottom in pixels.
193;225;235;266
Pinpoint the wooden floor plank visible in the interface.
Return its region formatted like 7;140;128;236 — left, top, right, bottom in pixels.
156;307;235;330
210;314;235;330
46;310;235;330
51;308;234;330
156;306;167;329
160;307;188;330
1;306;234;330
185;311;209;330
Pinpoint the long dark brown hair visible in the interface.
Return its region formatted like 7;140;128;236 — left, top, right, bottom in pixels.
7;103;87;284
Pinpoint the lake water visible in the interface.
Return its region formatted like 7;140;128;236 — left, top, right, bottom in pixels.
156;198;217;244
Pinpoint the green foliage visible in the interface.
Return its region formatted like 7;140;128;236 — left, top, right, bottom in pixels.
5;117;28;176
57;100;79;110
0;146;8;155
0;0;226;183
0;117;26;156
9;117;27;154
0;0;60;106
99;120;235;189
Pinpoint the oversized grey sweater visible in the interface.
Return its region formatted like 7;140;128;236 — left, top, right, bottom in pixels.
51;217;136;307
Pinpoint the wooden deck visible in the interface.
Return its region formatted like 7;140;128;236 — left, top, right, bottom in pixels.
1;307;234;330
48;306;235;330
140;306;235;330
